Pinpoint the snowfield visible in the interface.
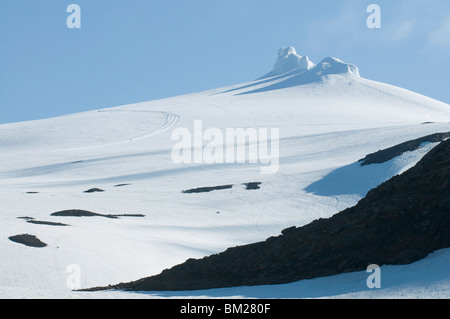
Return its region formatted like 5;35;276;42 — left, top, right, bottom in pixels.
1;49;450;298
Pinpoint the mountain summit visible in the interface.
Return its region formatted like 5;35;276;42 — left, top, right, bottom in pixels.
259;46;315;79
258;46;359;82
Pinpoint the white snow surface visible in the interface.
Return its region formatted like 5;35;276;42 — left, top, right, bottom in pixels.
1;53;450;299
259;46;316;79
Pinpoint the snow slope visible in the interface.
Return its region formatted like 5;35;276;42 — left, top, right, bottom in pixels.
1;49;450;298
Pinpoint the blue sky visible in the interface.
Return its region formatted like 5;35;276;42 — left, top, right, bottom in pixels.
1;0;450;124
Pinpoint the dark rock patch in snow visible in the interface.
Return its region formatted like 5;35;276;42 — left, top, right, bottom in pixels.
9;234;47;248
114;183;131;187
51;209;144;219
183;183;261;193
51;209;108;218
182;185;233;194
84;188;105;193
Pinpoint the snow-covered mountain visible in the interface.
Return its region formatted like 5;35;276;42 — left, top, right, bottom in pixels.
258;46;316;79
1;47;450;298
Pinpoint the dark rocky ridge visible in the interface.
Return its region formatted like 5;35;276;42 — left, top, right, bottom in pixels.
86;139;450;292
358;132;450;166
243;182;262;190
51;209;114;218
26;220;69;227
182;182;262;193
